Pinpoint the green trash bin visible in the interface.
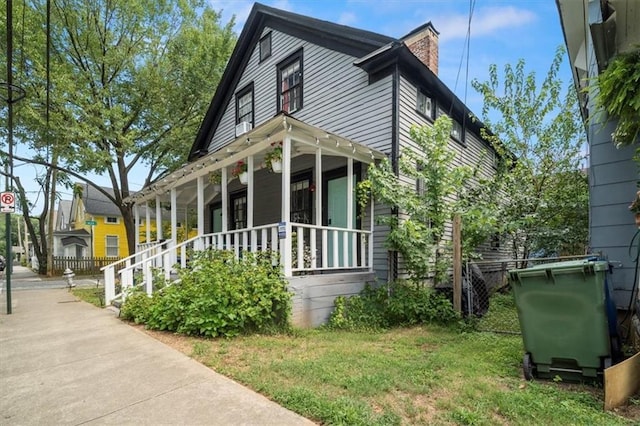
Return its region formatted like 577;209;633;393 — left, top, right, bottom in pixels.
509;259;613;381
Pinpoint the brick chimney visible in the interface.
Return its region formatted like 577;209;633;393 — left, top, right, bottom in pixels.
403;22;439;75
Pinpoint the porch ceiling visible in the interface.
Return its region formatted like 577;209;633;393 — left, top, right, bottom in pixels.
127;114;387;205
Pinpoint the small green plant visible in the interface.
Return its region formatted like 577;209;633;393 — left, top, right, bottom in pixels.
328;281;458;331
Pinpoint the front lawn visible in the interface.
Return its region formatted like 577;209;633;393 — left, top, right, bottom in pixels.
146;325;638;425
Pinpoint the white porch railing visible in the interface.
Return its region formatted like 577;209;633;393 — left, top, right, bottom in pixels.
290;223;372;273
101;240;170;305
103;223;373;305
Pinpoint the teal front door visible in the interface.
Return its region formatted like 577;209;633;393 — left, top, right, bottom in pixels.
211;205;222;233
326;175;357;267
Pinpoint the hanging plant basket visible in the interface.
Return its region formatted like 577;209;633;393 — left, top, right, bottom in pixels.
231;160;248;184
595;48;640;148
265;141;283;173
270;159;282;173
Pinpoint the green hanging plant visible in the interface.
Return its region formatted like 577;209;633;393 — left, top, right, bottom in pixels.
594;47;640;148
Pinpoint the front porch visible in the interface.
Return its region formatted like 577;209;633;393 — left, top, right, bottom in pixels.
104;114;385;326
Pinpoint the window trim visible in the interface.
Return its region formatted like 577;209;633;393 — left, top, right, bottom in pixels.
104;216;119;224
416;89;434;120
276;48;304;114
105;235;119;257
235;82;254;127
229;190;248;231
436;106;466;146
290;171;313;224
259;32;272;62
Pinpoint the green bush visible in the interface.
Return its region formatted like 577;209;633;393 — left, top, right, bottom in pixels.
120;250;291;337
328;281;458;331
120;289;153;323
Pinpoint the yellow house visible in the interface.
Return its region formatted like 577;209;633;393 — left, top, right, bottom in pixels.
67;183;155;258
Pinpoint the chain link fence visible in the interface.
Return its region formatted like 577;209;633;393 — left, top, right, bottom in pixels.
463;255;595;334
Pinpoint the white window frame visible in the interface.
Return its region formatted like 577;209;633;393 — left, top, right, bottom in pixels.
417;91;434;119
105;216;119;224
105;235;119;257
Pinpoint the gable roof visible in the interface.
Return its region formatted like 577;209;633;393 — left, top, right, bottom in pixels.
188;2;394;161
76;183;122;217
189;2;492;161
354;42;487;138
55;199;72;231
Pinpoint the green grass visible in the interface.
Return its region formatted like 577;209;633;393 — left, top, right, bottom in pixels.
71;287;105;308
166;326;637;425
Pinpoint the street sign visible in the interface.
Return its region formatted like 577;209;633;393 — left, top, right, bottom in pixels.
85;220;97;226
1;192;16;213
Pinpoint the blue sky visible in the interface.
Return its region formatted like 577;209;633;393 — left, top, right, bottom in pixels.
18;0;572;210
210;0;571;118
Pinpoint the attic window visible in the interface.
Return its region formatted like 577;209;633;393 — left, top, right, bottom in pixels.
416;90;434;119
277;49;303;114
105;216;119;224
236;83;254;127
259;32;271;62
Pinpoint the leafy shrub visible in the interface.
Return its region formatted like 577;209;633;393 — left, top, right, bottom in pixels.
120;289;153;323
120;250;291;337
328;281;458;330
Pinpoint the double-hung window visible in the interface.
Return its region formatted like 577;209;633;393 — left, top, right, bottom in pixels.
417;90;434;119
277;49;303;114
105;235;119;257
236;83;254;128
231;192;247;230
290;173;312;224
437;107;465;145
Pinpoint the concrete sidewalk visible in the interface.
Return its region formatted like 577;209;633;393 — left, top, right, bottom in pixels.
0;288;314;425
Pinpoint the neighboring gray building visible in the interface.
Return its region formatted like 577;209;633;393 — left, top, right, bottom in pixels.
557;0;639;309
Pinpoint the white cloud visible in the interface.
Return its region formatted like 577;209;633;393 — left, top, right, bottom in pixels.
271;0;294;12
338;11;358;26
208;0;254;32
436;6;537;42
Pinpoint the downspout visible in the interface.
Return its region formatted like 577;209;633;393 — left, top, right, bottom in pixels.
390;62;400;281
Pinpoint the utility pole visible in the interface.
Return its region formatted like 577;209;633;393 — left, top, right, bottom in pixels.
2;0;26;314
4;0;14;314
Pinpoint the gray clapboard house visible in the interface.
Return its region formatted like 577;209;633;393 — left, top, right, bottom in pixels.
105;3;499;326
557;0;639;310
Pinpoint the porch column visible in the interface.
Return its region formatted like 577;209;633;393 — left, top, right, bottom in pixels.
347;157;354;267
145;201;151;243
314;147;322;270
315;148;322;226
134;204;140;250
170;188;177;266
347;157;353;229
247;155;254;228
221;167;228;231
197;175;204;235
196;176;205;251
281;134;292;277
155;195;162;241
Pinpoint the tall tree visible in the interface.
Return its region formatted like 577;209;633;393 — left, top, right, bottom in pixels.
362;116;497;284
472;47;588;263
1;0;236;271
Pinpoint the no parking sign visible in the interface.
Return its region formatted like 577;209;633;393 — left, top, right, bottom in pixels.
1;192;16;213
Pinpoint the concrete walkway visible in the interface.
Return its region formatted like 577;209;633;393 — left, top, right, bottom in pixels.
0;285;314;425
